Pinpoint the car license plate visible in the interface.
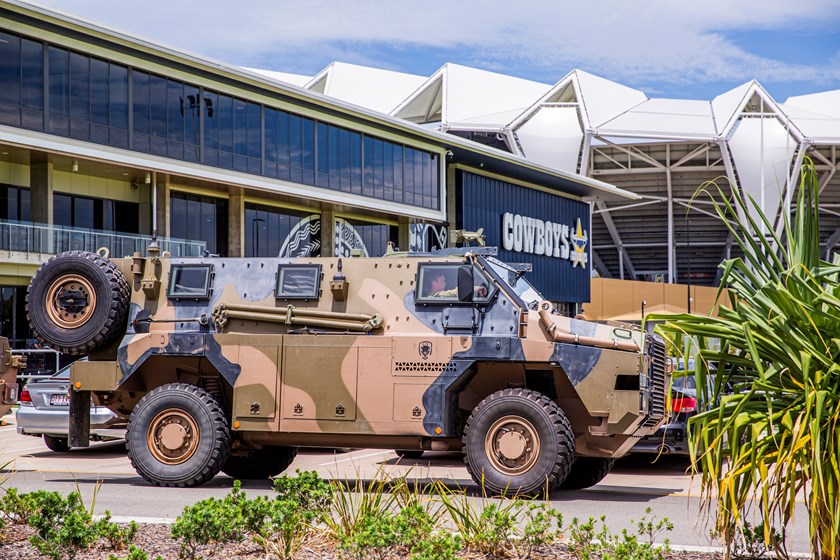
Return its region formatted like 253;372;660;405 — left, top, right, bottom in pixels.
49;394;70;406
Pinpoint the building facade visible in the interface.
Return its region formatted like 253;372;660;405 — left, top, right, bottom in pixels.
0;0;626;349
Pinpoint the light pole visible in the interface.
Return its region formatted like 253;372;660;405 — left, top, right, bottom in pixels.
252;217;265;257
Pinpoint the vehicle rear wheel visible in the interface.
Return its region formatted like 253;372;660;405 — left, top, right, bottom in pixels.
26;251;130;355
558;457;614;490
395;449;424;460
462;388;574;496
127;383;230;487
43;434;70;452
221;446;298;480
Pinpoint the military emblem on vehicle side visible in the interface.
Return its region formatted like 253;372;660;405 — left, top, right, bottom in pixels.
419;341;433;359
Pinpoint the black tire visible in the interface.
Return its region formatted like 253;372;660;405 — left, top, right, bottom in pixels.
43;434;70;452
396;449;424;460
462;388;575;496
27;251;130;355
221;446;298;480
558;457;614;490
127;383;230;487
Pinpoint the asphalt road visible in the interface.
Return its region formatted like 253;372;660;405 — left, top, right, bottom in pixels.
0;419;811;553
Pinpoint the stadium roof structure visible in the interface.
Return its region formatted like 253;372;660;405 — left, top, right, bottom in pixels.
291;60;840;288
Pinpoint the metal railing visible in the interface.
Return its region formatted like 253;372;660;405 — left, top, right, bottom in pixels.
0;219;206;257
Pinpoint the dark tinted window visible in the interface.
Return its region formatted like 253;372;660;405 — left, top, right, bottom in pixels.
168;265;212;298
276;265;320;299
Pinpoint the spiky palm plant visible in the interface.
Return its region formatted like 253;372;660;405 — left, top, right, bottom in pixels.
649;160;839;559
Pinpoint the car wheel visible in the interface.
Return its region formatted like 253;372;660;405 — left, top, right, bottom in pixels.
127;383;230;487
221;446;298;480
43;434;70;452
558;457;615;490
26;251;130;355
462;388;574;496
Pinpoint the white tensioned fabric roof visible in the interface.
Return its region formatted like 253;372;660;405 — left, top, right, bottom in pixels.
242;68;311;87
304;62;427;114
391;63;551;126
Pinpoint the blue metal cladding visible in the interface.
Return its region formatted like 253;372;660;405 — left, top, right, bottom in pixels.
459;172;591;303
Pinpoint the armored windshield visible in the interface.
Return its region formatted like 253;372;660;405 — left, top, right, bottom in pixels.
486;259;545;306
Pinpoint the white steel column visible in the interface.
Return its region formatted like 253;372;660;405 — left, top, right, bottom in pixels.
666;145;675;283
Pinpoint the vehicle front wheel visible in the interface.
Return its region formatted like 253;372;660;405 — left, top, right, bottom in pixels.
43;434;70;452
221;446;298;480
462;388;574;496
127;383;230;487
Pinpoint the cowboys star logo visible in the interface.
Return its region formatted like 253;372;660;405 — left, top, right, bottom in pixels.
419;341;433;359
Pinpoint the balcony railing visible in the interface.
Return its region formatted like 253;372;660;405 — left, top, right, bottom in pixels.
0;219;206;257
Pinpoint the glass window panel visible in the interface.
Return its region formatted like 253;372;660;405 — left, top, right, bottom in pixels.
266;209;279;257
131;70;150;135
21;38;43;110
185;196;201;244
48;46;69;116
74;197;95;229
89;58;108;125
20;189;30;222
403;147;414;204
247;102;261;159
393;145;403;203
68;52;89;121
414;149;424;206
0;32;21;105
316;122;329;186
203;90;218;150
167;79;184;142
201;198;215;253
362;135;374;197
109;64;128;130
217;94;233;153
264;108;277;163
170;194;186;240
350;131;362;194
289;114;302;170
215;199;228;256
233;97;247;155
113;200;139;233
339;128;351;191
431;153;440;209
184;84;199;146
328;125;339;189
373;139;384;199
301;117;315;183
277;110;290;168
383;142;394;200
149;74;167;138
54;194;72;227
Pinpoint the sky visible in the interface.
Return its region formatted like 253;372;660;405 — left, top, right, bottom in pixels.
27;0;840;102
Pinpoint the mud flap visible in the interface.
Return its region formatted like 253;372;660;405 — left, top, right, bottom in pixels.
69;390;91;448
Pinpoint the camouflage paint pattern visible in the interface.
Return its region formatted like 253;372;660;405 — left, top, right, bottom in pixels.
0;337;22;419
70;250;669;458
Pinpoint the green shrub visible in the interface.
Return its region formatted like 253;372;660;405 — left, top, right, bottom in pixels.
171;480;258;560
410;531;462;560
518;503;564;557
27;490;103;560
98;514;138;550
0;487;39;524
108;544;163;560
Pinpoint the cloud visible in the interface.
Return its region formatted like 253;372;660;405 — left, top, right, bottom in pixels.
28;0;840;92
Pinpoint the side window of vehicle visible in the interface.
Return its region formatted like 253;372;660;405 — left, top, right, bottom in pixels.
416;263;460;303
168;264;213;299
472;265;495;304
276;264;321;300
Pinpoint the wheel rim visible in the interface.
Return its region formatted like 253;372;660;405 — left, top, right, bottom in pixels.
45;274;97;329
147;408;200;465
484;415;541;476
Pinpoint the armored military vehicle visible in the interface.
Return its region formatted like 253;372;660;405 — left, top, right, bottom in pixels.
26;247;668;494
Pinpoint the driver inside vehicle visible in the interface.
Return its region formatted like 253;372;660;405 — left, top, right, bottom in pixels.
427;271;457;298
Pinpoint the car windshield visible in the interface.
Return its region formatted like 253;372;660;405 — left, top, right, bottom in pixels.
486;259;545;306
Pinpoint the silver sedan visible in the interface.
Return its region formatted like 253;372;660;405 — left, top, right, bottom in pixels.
15;359;124;451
